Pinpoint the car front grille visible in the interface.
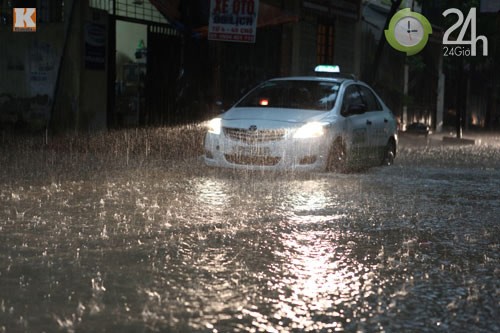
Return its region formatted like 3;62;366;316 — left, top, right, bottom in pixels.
223;127;286;144
224;154;281;166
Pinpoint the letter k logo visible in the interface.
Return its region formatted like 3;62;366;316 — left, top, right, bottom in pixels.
13;8;37;32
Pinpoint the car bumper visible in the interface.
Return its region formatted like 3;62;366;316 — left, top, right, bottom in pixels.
203;133;330;171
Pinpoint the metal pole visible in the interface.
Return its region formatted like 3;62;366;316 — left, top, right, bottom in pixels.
456;56;463;139
403;62;409;130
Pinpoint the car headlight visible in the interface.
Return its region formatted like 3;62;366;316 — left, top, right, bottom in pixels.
293;122;326;139
207;118;222;135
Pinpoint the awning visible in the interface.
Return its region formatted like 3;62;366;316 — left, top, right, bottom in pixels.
148;0;181;20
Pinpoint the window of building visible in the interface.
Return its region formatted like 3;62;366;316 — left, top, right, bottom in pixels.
316;20;335;65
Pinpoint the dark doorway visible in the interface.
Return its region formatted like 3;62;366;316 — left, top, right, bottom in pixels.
145;24;182;125
113;20;148;127
111;20;182;128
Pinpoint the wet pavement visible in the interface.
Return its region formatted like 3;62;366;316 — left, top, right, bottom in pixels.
0;127;499;332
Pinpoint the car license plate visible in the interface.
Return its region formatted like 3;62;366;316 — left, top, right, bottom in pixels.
236;146;270;156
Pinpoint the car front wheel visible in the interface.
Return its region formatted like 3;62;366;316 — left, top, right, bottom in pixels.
381;139;396;166
326;139;347;172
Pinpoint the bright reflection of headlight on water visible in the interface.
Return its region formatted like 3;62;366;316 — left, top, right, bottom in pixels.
280;180;347;223
247;179;377;331
193;178;229;207
253;228;379;332
180;176;378;332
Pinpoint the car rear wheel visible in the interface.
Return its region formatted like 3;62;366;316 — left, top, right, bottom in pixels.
326;139;347;172
381;139;396;166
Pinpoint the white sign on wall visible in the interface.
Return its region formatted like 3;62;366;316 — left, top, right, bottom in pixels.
208;0;259;43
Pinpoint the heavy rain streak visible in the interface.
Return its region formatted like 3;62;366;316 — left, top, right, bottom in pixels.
0;126;499;332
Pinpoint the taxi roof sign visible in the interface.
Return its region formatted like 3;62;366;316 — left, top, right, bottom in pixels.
314;65;340;73
314;64;356;80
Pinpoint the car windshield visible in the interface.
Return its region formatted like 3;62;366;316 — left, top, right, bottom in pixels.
236;80;340;111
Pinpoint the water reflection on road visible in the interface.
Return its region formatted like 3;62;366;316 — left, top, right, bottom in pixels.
0;138;499;332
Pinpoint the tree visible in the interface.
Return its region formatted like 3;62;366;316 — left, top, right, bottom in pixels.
371;0;404;85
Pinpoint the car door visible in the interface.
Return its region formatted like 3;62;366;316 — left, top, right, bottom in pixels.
340;84;371;164
358;85;386;162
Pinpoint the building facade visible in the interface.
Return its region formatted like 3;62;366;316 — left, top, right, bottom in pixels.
1;0;398;133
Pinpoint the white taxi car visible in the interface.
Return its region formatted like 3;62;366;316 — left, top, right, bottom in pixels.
204;66;398;172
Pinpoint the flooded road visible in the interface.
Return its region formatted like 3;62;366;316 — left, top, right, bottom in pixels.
1;128;499;332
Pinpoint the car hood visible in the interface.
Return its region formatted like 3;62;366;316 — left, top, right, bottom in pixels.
221;107;326;129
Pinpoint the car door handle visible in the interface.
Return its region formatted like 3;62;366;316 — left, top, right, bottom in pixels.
366;120;372;125
384;118;389;123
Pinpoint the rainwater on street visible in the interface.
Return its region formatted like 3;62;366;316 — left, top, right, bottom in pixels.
1;127;499;333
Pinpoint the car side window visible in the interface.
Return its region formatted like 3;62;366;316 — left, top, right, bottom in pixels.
359;86;382;112
341;85;363;116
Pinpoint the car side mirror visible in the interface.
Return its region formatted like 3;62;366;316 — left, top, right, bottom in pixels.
347;103;367;115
